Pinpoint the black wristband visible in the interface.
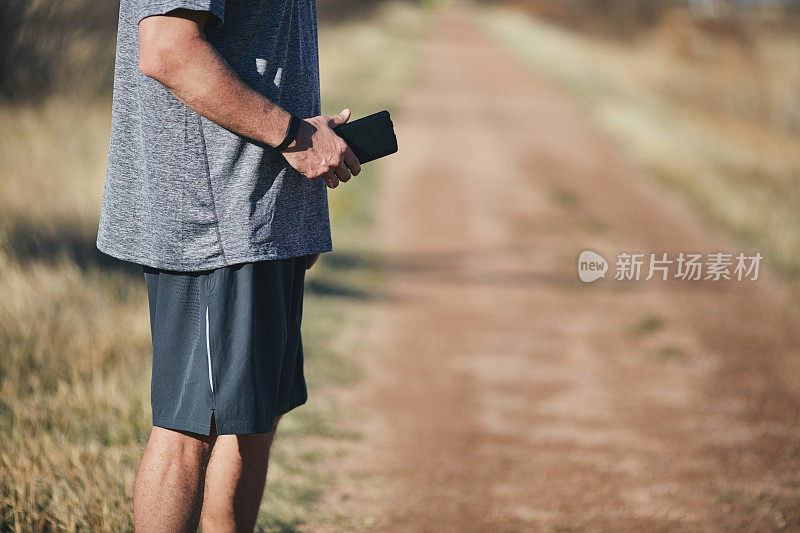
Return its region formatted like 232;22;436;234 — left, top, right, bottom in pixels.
275;114;301;152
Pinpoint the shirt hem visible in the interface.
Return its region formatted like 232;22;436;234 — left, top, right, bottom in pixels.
96;238;333;272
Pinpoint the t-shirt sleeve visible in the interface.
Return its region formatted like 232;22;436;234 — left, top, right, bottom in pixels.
137;0;225;26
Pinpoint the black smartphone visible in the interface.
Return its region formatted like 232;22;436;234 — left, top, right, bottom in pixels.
333;110;398;164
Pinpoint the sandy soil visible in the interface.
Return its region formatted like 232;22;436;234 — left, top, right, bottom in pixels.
315;6;800;531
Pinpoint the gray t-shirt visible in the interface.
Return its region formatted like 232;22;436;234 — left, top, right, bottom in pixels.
96;0;331;272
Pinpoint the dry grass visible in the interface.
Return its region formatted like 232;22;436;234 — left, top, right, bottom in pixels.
478;2;800;288
0;1;427;530
0;0;119;101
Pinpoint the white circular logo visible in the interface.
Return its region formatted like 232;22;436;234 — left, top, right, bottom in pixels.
578;250;608;282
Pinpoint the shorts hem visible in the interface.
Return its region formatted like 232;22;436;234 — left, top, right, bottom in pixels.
152;396;307;437
152;415;213;437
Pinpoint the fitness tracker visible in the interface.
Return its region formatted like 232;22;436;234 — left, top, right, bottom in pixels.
275;114;301;152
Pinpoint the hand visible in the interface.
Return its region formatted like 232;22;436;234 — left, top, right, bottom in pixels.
305;253;320;270
280;109;361;188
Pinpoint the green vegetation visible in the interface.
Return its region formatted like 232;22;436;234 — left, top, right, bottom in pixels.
652;345;685;361
627;315;666;337
0;1;428;530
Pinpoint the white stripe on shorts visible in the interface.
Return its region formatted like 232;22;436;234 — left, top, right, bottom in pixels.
205;305;214;393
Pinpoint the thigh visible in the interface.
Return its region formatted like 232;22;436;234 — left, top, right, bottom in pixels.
144;265;216;436
213;414;282;456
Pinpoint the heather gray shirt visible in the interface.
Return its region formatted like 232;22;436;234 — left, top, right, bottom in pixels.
96;0;331;271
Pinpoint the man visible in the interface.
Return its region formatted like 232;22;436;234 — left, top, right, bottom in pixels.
95;0;360;530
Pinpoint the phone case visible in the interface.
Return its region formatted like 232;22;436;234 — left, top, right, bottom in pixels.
333;110;398;164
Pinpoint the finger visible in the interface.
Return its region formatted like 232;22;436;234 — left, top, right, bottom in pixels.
306;254;319;270
328;108;351;128
342;145;361;176
323;171;339;189
334;161;351;183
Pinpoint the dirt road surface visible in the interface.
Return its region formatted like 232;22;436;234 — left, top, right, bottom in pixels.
317;6;800;531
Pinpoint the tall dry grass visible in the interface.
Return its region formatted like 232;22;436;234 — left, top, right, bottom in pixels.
0;0;119;102
0;1;428;530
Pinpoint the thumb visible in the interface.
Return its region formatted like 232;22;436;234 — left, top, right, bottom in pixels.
328;108;351;128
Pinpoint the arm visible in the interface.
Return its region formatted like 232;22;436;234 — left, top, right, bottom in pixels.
138;9;360;188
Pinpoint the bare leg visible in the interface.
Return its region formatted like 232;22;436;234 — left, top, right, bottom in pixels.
134;416;218;532
200;415;282;532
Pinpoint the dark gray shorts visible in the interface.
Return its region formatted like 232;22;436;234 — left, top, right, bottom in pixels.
142;256;311;436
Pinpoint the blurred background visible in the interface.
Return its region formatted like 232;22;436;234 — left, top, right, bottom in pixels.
1;0;799;530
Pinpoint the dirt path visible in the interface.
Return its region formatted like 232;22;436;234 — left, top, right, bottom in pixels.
320;6;800;531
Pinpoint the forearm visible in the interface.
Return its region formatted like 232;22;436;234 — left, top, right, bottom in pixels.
140;25;291;148
136;9;357;188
